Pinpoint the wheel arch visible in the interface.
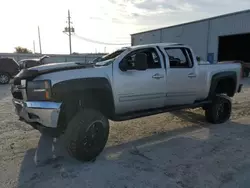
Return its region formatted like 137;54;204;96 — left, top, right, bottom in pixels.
208;71;237;98
52;78;115;131
0;71;11;77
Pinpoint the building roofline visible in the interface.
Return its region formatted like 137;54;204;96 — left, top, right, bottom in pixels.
127;42;189;50
131;9;250;36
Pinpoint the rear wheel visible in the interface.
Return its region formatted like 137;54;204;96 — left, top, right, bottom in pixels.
205;95;232;124
64;108;109;162
0;72;10;84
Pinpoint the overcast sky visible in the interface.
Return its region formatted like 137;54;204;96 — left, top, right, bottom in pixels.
1;0;249;54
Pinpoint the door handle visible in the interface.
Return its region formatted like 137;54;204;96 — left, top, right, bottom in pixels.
152;73;164;79
188;73;196;78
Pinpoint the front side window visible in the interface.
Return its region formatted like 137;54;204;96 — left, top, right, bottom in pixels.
165;48;193;68
122;48;161;70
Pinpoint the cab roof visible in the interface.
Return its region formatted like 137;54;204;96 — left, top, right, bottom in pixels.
127;43;187;50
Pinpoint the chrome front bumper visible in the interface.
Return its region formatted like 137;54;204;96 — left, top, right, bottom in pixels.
12;99;62;128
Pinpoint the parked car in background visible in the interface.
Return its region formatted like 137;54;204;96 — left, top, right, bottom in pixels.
0;57;20;84
18;55;49;69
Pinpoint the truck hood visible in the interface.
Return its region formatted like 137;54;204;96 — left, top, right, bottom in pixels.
13;61;94;85
29;61;93;72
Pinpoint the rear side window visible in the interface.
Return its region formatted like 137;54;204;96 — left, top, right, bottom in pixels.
165;48;193;68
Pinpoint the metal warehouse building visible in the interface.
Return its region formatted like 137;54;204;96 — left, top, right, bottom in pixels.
131;9;250;64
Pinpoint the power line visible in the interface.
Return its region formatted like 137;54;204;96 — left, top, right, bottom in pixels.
62;10;130;47
73;33;130;46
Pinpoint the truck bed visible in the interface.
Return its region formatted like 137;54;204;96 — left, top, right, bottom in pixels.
196;62;242;100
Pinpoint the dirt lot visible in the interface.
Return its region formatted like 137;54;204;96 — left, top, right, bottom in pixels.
1;79;250;188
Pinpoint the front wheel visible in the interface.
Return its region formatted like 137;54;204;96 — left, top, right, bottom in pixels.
0;72;10;84
205;96;232;124
64;108;109;162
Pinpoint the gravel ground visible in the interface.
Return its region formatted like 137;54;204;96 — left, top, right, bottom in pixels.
1;78;250;188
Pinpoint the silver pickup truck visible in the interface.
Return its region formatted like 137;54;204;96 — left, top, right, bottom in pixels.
11;43;243;162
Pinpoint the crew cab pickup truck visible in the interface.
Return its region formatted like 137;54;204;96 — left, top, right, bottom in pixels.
11;43;243;162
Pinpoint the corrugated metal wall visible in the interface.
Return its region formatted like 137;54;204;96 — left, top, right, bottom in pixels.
132;30;162;45
160;21;209;60
131;10;250;63
208;11;250;62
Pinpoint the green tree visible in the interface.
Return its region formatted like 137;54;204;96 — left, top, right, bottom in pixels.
14;46;32;53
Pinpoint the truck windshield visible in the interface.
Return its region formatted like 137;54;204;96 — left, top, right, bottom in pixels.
96;49;126;62
95;58;115;67
94;49;126;66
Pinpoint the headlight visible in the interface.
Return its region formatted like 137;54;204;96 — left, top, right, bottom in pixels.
27;80;52;101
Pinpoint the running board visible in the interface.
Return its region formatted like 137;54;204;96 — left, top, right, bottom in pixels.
112;100;212;121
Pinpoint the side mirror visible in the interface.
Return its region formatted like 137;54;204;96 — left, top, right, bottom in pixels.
119;60;128;71
134;53;148;71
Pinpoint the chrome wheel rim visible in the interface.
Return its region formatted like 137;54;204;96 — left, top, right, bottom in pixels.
82;121;105;151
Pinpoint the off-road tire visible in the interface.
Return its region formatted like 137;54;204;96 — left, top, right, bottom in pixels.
0;72;10;84
64;108;109;162
205;95;232;124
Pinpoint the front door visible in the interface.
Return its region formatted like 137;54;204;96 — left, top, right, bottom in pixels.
113;47;167;114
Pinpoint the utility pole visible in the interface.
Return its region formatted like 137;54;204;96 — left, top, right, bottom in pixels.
33;40;36;53
68;10;72;54
63;10;75;54
38;26;42;54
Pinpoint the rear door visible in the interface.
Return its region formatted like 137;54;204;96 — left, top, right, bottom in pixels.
113;47;167;114
160;47;199;105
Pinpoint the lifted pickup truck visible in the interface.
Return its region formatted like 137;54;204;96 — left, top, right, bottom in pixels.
11;43;243;162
